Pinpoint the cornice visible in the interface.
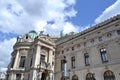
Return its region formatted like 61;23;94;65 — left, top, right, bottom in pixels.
56;14;120;46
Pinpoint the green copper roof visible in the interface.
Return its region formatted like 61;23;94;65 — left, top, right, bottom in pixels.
28;30;38;39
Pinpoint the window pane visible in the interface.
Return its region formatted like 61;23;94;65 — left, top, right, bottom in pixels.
84;53;90;66
40;55;45;62
117;30;120;35
104;53;108;61
62;50;64;54
100;48;108;63
71;56;75;69
104;70;115;80
19;56;26;68
86;73;95;80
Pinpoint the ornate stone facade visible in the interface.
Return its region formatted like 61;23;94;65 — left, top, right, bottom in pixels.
7;31;56;80
7;15;120;80
55;15;120;80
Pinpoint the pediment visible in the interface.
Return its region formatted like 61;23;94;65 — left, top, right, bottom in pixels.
38;35;53;43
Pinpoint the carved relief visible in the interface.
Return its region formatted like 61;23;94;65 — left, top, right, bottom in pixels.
41;49;47;55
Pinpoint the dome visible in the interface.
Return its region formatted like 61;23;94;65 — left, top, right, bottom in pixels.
28;30;38;39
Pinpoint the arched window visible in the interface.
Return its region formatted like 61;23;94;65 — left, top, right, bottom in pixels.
72;75;78;80
104;70;115;80
86;73;95;80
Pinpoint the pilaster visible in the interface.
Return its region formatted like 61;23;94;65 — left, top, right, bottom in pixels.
13;49;19;68
33;44;41;67
49;49;53;67
31;44;41;80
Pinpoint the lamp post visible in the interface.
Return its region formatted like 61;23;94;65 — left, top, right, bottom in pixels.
63;56;67;80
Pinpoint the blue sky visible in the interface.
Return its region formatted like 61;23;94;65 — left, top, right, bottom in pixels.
73;0;116;26
0;0;120;72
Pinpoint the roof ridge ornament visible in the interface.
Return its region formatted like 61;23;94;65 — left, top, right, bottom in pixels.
39;31;44;36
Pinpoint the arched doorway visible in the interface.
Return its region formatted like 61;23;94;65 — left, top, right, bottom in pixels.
41;72;47;80
104;70;115;80
86;73;96;80
72;74;78;80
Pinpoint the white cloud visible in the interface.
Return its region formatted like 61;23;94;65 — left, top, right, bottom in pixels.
0;0;34;34
0;0;78;72
66;0;76;5
0;38;16;72
0;68;7;72
34;20;47;32
95;0;120;23
0;0;78;35
63;22;79;34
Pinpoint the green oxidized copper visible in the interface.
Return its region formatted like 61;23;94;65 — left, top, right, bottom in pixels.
28;30;38;39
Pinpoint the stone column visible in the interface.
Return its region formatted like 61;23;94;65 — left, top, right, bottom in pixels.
48;49;54;80
11;73;16;80
31;44;41;80
13;49;19;68
49;49;53;67
33;44;41;67
31;70;37;80
10;72;14;80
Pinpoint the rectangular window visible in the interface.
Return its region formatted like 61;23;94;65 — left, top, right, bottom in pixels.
84;42;86;47
40;54;45;63
98;37;102;41
19;56;26;68
84;53;90;66
72;47;74;51
30;58;32;67
117;30;120;35
62;50;64;54
11;57;15;68
71;56;75;69
16;74;21;80
100;48;108;63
